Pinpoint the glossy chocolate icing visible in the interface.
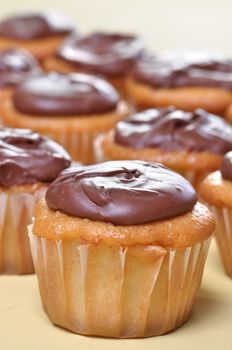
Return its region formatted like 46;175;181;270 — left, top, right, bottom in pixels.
115;107;232;154
0;12;74;40
0;127;71;187
221;151;232;181
133;51;232;90
13;72;119;116
46;160;197;225
58;32;144;76
0;49;42;88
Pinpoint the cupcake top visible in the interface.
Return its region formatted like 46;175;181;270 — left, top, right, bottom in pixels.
0;49;42;88
46;160;197;225
0;127;71;187
58;32;144;76
132;51;232;90
220;151;232;181
13;72;120;116
0;12;74;40
114;107;232;154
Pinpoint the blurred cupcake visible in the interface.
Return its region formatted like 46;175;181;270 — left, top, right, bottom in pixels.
127;51;232;114
0;48;42;107
0;12;75;61
1;72;129;164
0;127;71;274
100;107;232;187
30;161;214;337
200;151;232;277
44;32;145;96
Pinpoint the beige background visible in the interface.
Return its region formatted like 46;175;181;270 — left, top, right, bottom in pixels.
0;1;232;349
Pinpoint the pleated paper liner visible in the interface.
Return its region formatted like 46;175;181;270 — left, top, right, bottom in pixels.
210;206;232;277
29;228;211;338
0;187;46;274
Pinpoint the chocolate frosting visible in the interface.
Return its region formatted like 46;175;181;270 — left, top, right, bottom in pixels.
220;151;232;181
46;160;197;225
115;107;232;154
58;32;144;76
13;72;119;116
133;51;232;90
0;49;42;88
0;127;71;187
0;12;74;40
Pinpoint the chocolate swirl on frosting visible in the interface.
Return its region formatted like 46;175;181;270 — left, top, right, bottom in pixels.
220;151;232;181
0;49;42;88
115;107;232;154
133;51;232;90
0;12;74;40
13;72;119;116
58;32;144;76
46;160;197;225
0;127;71;187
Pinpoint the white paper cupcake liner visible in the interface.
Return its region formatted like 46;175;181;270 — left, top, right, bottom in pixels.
94;134;106;163
42;129;107;165
210;206;232;277
0;187;46;274
29;229;211;338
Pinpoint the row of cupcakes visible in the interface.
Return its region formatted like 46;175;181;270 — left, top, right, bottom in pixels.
1;12;232;113
0;10;231;339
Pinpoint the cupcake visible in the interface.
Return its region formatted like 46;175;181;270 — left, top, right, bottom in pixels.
100;107;232;187
0;12;75;61
1;72;129;164
0;127;71;274
127;51;232;114
0;48;42;108
200;151;232;277
44;32;145;96
29;161;214;338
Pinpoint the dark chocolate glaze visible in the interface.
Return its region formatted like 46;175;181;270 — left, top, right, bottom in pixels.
13;72;119;116
133;51;232;90
0;49;42;88
0;12;74;40
0;127;71;187
46;160;197;225
115;107;232;155
58;32;144;76
221;151;232;181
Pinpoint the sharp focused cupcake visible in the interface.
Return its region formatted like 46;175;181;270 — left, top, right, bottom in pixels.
1;72;129;164
30;160;214;338
0;12;75;61
200;151;232;277
44;32;145;96
127;51;232;114
0;127;71;274
100;107;232;187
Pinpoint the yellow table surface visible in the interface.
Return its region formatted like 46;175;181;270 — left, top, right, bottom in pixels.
0;240;232;350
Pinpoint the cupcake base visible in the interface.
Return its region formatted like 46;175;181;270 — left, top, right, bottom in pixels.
126;78;232;115
0;185;46;274
29;230;211;338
